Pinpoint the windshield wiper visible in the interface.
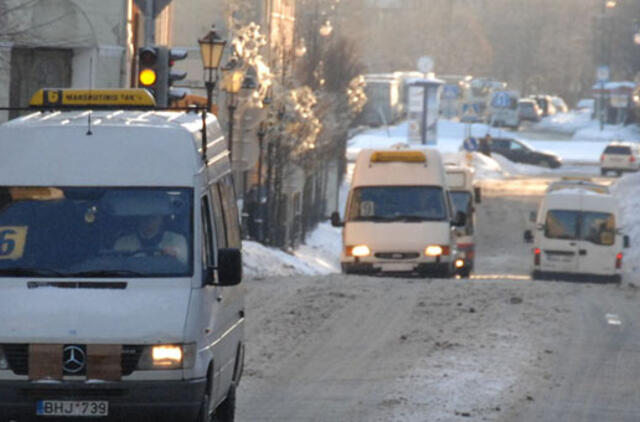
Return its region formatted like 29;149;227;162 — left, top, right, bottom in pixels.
0;267;67;277
68;270;146;277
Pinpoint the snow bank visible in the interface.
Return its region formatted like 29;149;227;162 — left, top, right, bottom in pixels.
611;172;640;274
573;121;640;142
242;241;329;279
533;111;591;134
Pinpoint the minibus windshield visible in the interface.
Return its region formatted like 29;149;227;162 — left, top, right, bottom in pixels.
450;191;472;216
0;187;193;278
545;210;615;246
347;186;447;222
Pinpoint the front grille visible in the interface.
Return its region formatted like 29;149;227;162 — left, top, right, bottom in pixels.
121;345;144;375
3;343;29;375
2;344;143;376
375;252;420;260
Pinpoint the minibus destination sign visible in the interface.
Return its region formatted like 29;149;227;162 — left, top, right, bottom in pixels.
29;89;156;108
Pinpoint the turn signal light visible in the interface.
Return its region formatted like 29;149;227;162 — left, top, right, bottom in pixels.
347;245;371;258
534;248;541;266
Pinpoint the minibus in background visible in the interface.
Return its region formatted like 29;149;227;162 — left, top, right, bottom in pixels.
332;148;466;278
524;180;629;283
445;164;481;277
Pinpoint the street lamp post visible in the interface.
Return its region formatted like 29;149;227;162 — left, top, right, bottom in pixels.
599;0;617;131
255;121;268;242
199;26;227;113
222;66;245;162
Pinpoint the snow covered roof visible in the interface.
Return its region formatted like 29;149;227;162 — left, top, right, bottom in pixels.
591;81;635;91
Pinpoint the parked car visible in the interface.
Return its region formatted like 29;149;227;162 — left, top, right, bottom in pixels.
550;96;569;113
529;95;557;117
600;142;640;176
517;99;543;122
490;137;562;168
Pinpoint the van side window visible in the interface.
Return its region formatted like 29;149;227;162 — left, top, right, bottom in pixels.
201;197;214;267
209;184;227;249
218;177;241;249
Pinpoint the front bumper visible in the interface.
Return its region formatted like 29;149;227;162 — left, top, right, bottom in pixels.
0;378;206;422
342;261;451;277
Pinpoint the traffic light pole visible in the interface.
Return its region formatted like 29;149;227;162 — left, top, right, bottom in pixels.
145;0;155;45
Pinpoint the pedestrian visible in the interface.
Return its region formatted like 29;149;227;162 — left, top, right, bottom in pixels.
479;134;492;157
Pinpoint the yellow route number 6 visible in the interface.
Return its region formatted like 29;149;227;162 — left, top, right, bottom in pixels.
0;227;28;260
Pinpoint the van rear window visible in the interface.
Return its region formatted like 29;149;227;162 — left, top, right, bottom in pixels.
545;210;615;246
604;145;631;154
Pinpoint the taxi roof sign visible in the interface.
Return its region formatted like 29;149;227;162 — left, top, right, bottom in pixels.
29;88;156;109
370;150;427;163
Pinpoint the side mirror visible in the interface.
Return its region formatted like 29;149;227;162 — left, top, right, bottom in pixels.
451;211;467;227
216;248;242;286
331;211;344;227
524;230;534;243
529;211;537;223
474;187;482;204
624;235;630;249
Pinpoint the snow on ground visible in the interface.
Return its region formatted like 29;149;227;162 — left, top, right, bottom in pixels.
573;120;640;142
348;118;614;164
532;110;591;134
242;240;330;279
611;172;640;276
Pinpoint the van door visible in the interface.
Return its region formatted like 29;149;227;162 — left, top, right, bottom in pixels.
576;211;617;276
540;210;579;273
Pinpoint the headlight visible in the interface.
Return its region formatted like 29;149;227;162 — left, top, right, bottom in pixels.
425;245;443;257
347;245;371;257
137;344;196;370
0;347;7;370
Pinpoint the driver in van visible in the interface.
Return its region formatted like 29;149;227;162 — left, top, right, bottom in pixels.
114;215;188;264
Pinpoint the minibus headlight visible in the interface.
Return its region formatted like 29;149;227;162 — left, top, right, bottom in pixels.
0;347;7;370
137;344;196;370
455;259;465;269
347;245;371;258
425;245;450;257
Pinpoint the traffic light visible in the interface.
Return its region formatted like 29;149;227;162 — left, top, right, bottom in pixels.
168;48;189;105
138;47;159;98
138;46;190;107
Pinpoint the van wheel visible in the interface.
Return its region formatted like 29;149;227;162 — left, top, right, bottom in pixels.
213;386;236;422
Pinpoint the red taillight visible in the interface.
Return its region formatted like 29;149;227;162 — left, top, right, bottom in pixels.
631;156;636;163
601;154;605;162
534;248;541;266
616;252;623;269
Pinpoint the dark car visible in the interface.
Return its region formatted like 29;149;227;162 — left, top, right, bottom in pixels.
490;137;562;168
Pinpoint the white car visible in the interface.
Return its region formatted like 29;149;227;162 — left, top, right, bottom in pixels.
600;142;640;176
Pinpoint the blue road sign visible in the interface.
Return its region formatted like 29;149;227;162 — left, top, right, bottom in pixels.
463;137;479;152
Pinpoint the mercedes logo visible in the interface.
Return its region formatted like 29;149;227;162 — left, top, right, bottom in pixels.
63;345;86;374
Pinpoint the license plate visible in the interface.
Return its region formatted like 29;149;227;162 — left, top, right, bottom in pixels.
36;400;109;417
381;263;414;272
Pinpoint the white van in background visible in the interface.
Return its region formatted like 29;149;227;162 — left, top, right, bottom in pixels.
489;90;520;129
0;89;244;422
332;148;465;277
445;164;481;277
524;180;629;283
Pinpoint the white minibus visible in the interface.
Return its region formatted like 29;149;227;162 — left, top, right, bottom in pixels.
445;164;481;277
332;148;465;277
0;89;244;421
524;180;629;282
